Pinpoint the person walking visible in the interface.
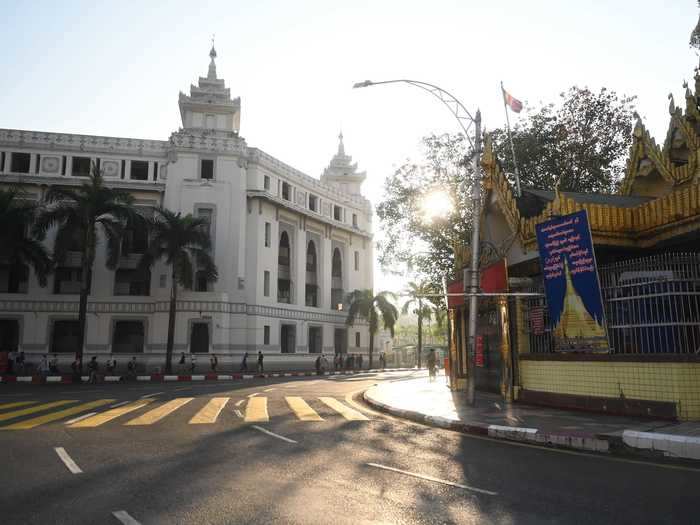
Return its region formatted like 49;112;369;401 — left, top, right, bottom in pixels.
16;351;25;375
427;349;437;382
106;356;115;375
71;357;81;383
315;355;322;375
190;354;197;373
88;356;99;384
257;351;264;374
178;352;186;373
210;354;218;372
127;356;137;380
240;352;249;372
39;354;49;381
49;354;59;374
379;352;386;370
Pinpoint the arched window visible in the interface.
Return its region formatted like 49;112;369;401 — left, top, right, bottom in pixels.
278;231;292;303
332;248;342;278
278;231;290;267
306;240;318;307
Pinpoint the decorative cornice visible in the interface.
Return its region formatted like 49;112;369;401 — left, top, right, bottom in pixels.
0;128;169;158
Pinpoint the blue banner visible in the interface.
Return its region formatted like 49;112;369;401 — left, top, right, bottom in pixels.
535;210;608;352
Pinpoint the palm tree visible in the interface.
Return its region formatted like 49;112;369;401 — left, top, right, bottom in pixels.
138;207;218;374
0;187;53;288
345;289;398;369
34;164;138;365
402;280;437;368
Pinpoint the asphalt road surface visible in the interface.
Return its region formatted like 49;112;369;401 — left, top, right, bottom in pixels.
0;370;696;524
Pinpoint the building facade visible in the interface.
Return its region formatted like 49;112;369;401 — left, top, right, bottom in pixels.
0;47;374;370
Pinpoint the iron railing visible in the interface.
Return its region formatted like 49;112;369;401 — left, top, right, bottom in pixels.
523;253;700;354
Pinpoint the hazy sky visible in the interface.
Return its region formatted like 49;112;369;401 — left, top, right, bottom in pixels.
1;1;697;292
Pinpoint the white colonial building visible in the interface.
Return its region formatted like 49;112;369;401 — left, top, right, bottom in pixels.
0;46;374;371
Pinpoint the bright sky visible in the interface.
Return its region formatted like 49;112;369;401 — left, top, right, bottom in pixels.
1;1;697;294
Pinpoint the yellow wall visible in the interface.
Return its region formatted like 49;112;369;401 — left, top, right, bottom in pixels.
520;360;700;420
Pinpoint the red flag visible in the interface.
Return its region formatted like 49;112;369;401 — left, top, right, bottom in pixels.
503;89;523;113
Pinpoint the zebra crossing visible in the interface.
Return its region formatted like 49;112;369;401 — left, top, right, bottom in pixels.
0;395;370;430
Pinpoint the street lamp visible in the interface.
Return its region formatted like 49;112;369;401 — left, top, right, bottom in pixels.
353;78;482;405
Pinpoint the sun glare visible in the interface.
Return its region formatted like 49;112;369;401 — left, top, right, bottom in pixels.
421;190;452;222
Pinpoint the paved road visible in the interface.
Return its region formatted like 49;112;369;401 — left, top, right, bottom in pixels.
0;370;696;524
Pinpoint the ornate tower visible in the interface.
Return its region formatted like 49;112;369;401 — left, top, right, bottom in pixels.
178;44;241;135
320;133;367;195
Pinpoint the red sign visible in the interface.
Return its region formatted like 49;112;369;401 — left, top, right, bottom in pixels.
480;260;508;293
447;279;464;309
475;335;484;367
530;306;545;335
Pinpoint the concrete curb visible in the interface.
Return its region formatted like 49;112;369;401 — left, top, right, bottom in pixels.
364;385;700;462
0;367;416;385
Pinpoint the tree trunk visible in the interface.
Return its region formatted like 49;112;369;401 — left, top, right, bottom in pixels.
76;228;95;371
417;298;423;368
165;268;177;374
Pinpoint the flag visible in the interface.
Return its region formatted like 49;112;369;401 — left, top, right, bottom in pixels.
503;89;523;113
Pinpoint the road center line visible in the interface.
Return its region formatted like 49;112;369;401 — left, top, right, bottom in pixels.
110;401;130;408
140;392;164;398
366;463;497;496
54;447;83;474
251;425;298;444
64;412;97;425
112;510;141;525
263;388;276;392
247;392;259;398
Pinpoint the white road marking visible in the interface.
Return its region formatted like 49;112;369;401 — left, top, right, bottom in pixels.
247;392;259;398
366;463;497;495
174;386;191;391
54;447;83;474
64;412;97;425
251;425;297;444
140;392;164;399
234;409;244;418
235;400;245;407
263;388;276;392
112;510;141;525
110;401;130;408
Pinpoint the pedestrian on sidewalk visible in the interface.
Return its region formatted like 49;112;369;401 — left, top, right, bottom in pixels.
240;352;249;372
315;355;322;375
210;354;218;372
257;351;264;374
321;354;329;373
379;352;386;370
39;354;49;381
71;357;81;383
106;355;115;375
88;356;99;384
49;354;59;374
190;354;197;373
127;356;136;380
16;351;25;375
427;349;437;382
178;352;186;373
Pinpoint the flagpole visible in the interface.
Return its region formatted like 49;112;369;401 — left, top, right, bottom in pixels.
501;81;522;197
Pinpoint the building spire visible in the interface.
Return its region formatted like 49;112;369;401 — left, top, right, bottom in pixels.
208;35;217;80
338;131;345;156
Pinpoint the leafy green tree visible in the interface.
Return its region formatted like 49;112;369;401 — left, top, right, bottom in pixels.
377;86;636;287
491;86;636;193
0;187;53;289
138;208;218;374
34;165;138;365
401;280;438;368
345;289;398;369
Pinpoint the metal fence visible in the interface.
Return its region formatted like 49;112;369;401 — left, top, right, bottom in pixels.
524;253;700;354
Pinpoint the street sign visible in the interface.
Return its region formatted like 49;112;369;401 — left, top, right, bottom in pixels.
535;210;608;352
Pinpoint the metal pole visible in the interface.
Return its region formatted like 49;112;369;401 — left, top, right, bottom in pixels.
466;110;482;406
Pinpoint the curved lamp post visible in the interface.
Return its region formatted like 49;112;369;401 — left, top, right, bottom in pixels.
353;79;481;405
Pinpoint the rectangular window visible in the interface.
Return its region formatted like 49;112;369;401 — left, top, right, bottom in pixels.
71;156;91;177
113;321;145;353
35;154;41;173
281;324;296;353
201;159;214;180
130;160;149;181
197;208;213;239
352;214;358;228
264;222;271;247
264;175;270;190
0;264;28;293
0;152;5;172
190;322;210;353
355;332;361;347
263;271;270;297
153;161;158;181
308;326;322;353
264;325;270;345
309;194;318;212
120;160;126;179
53;268;84;294
121;227;148;255
281;182;291;201
11;152;30;173
194;271;209;292
61;156;67;175
333;205;342;221
354;251;359;271
51;320;81;353
114;269;150;296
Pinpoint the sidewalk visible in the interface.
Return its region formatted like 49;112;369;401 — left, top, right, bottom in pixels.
364;372;700;462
